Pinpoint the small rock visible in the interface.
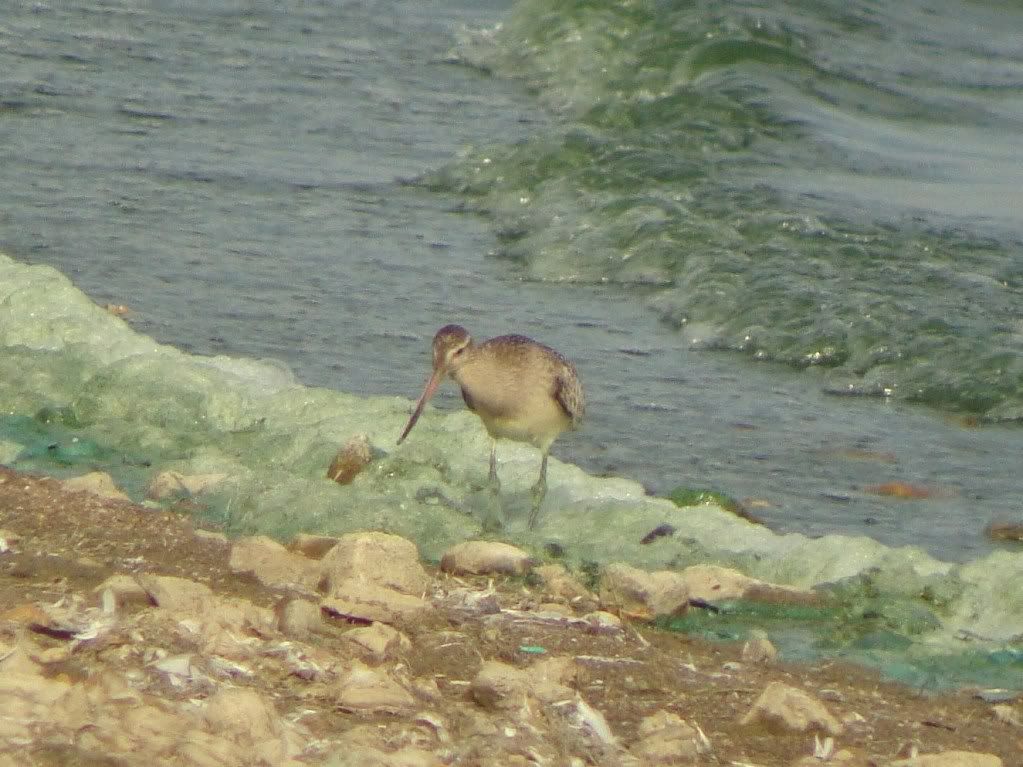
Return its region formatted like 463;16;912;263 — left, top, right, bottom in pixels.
0;602;51;626
327;434;372;485
583;611;624;633
741;631;778;664
739;681;843;736
204;686;280;741
534;563;596;609
152;653;197;681
436;587;501;616
0;643;48;676
229;535;320;591
320;532;430;596
598;562;688;619
411;676;442;704
146;470;227;501
470;657;576;711
528;656;579;702
344;622;407;664
138;574;274;648
322;582;429;627
0;644;72;741
630;710;708;763
537;601;574;616
470;660;532;711
680;563;816;605
550;695;617;747
992;703;1022;726
22;597;114;641
275;598;322;638
94;576;151;613
32;646;71;664
136;574;214;614
62;471;131;502
337;661;415;714
440;540;533;576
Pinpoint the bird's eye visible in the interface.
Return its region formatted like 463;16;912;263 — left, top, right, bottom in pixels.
452;346;465;356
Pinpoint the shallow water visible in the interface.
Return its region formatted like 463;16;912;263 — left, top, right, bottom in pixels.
1;0;1021;568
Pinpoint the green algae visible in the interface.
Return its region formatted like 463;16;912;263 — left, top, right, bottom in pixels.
667;486;741;514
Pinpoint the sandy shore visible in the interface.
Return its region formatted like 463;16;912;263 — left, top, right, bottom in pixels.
0;465;1017;766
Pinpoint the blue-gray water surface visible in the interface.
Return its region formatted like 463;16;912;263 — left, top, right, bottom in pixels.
1;0;1021;562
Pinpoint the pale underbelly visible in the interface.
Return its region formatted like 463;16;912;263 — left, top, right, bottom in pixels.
475;408;571;450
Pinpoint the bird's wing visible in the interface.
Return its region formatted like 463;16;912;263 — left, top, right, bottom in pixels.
553;365;585;427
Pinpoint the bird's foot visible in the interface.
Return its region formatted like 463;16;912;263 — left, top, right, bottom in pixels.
482;493;505;532
527;479;547;530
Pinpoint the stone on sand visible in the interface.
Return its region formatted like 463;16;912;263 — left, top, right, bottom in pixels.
337;660;415;714
146;470;227;500
275;597;322;638
440;540;533;576
344;622;409;664
470;657;576;711
229;535;320;591
598;562;689;618
739;681;843;736
534;563;597;610
62;471;131;502
680;563;817;605
630;710;709;763
320;532;430;596
321;581;429;627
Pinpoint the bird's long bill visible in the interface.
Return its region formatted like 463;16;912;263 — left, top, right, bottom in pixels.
397;368;443;444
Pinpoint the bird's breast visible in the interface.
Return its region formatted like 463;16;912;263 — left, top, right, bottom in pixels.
452;363;572;450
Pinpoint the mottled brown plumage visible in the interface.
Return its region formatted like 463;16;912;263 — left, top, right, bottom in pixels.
398;324;584;528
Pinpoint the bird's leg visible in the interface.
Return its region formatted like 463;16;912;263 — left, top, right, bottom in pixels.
488;438;501;495
483;438;504;532
528;449;550;530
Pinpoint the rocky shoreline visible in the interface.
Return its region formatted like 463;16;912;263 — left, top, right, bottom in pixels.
0;466;1017;766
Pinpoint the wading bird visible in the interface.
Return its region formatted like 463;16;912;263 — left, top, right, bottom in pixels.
398;324;584;528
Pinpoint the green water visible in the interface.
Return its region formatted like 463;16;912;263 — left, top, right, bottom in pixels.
663;597;1023;691
435;0;1023;420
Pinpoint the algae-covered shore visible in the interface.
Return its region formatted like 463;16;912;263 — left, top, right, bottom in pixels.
3;252;1023;697
0;465;1018;766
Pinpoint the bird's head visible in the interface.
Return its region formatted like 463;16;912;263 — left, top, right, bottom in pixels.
431;324;472;374
398;324;473;444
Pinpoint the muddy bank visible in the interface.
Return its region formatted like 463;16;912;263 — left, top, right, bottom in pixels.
0;466;1017;766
